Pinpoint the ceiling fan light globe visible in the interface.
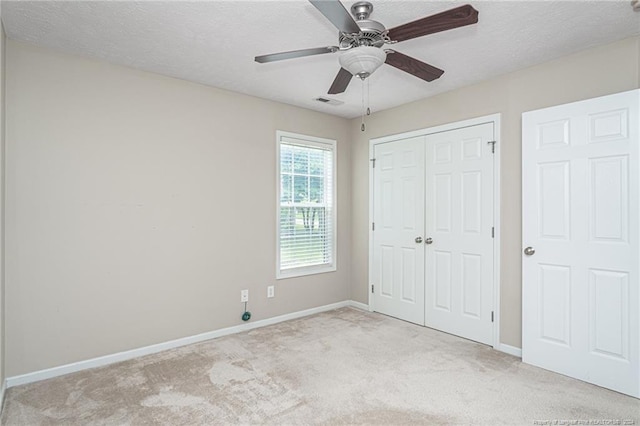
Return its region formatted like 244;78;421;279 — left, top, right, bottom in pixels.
339;46;386;79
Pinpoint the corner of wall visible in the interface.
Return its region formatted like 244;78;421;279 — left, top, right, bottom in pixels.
0;4;7;413
637;36;640;87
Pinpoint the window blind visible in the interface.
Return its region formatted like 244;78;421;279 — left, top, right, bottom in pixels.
278;137;335;275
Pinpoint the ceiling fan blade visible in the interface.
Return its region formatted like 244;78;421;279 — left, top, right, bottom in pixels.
309;0;361;34
385;50;444;82
387;4;478;42
255;46;338;63
328;68;353;94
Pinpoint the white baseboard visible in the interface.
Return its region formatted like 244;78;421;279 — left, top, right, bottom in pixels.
497;343;522;358
6;300;359;388
347;300;369;311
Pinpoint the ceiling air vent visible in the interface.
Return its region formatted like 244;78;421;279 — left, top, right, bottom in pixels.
314;97;344;106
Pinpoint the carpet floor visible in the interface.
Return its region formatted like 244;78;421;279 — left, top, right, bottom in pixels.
1;307;638;425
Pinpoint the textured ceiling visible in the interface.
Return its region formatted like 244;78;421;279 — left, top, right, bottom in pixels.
2;1;639;118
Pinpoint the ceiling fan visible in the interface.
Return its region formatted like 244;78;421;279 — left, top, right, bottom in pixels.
255;0;479;95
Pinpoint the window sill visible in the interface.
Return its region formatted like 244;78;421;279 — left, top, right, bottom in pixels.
276;264;337;280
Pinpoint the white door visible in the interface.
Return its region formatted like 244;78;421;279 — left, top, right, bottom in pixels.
372;137;425;325
522;89;639;397
424;123;495;345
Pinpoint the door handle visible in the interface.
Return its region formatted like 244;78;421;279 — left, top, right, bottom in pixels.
524;246;535;256
415;237;423;243
425;237;433;245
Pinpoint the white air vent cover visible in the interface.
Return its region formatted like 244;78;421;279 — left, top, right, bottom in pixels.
314;97;344;106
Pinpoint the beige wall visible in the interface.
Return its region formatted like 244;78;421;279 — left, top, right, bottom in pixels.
5;41;352;377
0;14;6;391
349;36;640;348
4;34;640;377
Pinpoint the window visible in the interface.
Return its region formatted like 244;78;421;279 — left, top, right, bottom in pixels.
276;131;336;278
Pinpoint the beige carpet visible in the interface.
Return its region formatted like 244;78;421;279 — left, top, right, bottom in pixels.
1;307;638;425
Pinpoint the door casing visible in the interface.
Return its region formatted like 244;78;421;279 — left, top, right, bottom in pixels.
368;113;502;349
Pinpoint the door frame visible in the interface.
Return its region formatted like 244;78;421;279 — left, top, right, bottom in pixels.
368;113;502;349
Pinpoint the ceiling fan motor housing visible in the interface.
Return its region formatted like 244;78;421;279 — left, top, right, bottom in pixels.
339;22;387;48
338;1;388;49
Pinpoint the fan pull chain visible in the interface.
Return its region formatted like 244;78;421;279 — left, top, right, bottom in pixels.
361;78;366;132
366;78;371;116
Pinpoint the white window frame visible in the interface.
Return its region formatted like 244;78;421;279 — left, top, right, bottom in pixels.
276;130;337;279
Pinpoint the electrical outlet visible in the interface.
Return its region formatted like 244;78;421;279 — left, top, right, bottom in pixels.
241;289;249;303
267;285;275;298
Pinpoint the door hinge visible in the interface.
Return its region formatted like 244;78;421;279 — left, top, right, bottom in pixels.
370;158;376;168
488;141;496;154
372;222;375;231
491;227;495;238
491;311;494;322
371;284;374;294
